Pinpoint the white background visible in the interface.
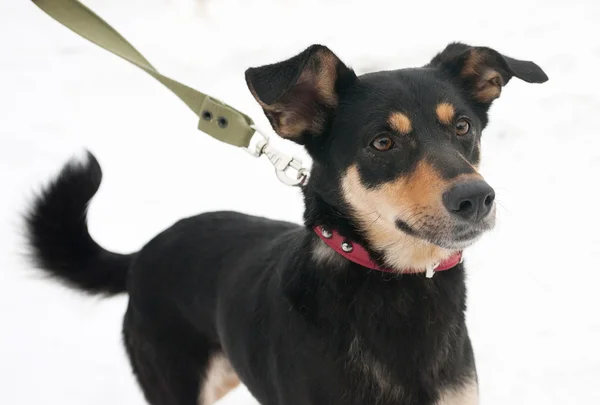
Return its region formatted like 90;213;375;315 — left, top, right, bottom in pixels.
1;0;599;403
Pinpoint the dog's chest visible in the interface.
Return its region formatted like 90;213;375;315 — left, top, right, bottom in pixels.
347;335;405;401
346;335;477;405
337;276;471;404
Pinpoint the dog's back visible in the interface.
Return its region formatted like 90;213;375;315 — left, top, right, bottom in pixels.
24;151;302;405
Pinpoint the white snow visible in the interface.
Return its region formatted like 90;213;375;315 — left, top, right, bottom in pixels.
1;0;599;403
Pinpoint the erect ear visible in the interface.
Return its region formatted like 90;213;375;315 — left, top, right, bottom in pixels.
245;45;356;144
429;42;548;105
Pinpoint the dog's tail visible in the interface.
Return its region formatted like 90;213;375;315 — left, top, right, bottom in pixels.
24;152;134;296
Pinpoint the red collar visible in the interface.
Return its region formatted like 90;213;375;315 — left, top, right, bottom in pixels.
313;226;462;276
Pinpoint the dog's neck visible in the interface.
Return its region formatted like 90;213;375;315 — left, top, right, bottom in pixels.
302;183;456;273
302;185;371;263
302;179;366;238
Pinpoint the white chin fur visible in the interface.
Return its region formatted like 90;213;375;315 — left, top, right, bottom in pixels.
441;235;483;250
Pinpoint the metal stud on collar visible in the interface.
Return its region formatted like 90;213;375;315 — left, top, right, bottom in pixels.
320;226;333;239
341;241;354;253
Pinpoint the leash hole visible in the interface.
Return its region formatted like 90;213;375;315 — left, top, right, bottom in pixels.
217;117;228;128
202;110;213;121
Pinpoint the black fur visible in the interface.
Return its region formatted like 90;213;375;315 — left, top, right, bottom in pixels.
24;43;547;405
25;153;132;296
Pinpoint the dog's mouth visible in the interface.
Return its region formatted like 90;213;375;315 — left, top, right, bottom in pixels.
395;203;496;250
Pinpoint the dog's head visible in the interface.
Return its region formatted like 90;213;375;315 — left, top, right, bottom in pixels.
246;43;547;271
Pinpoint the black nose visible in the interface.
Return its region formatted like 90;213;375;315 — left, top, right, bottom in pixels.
443;181;495;222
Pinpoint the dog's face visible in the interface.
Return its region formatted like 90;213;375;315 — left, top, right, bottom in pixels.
246;43;547;270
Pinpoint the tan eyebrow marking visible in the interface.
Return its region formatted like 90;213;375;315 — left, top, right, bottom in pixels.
388;112;412;134
436;103;455;125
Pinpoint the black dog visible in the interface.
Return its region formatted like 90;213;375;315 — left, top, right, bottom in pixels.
25;42;547;405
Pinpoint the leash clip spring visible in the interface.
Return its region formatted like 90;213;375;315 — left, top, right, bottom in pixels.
245;125;309;187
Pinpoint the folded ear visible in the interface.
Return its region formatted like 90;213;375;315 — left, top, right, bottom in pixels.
245;45;356;144
429;42;548;105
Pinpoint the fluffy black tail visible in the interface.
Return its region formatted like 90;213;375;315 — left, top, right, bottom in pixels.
24;152;134;296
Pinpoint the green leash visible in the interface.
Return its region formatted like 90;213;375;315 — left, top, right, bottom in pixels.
31;0;308;186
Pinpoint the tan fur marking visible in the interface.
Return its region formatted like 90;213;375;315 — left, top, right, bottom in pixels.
437;378;479;405
279;113;309;138
436;103;455;125
342;163;482;271
200;354;240;405
484;69;504;87
461;50;504;103
349;335;404;400
462;50;485;77
388;112;412;134
475;86;501;102
314;48;339;107
474;70;504;102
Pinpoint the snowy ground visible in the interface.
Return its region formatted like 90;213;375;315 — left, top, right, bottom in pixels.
1;0;599;403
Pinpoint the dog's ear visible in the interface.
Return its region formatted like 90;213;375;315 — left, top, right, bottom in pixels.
429;42;548;106
245;45;356;144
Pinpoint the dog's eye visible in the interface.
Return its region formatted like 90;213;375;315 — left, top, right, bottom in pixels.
370;134;395;151
455;118;471;136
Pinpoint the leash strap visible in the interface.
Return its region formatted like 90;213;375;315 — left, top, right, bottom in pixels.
32;0;255;148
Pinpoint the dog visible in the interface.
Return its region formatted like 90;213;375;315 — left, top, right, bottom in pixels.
24;42;547;405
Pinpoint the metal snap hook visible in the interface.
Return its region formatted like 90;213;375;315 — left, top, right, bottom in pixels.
244;125;310;187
